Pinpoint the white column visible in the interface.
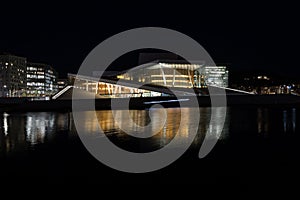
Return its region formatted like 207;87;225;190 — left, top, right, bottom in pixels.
187;70;193;87
160;66;167;86
95;82;98;94
86;80;89;91
106;83;111;95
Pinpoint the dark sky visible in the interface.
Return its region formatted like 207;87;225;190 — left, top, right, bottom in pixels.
1;2;299;79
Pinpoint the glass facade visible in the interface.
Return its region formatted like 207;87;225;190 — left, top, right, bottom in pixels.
68;74;163;98
66;62;229;99
201;66;229;88
26;63;58;98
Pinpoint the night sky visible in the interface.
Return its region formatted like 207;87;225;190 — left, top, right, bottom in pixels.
1;2;299;79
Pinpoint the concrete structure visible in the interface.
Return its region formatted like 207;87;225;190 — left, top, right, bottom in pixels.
0;54;27;97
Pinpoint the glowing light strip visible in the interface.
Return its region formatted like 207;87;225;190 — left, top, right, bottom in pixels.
52;86;73;99
209;85;254;94
151;75;189;78
143;99;190;104
152;80;190;83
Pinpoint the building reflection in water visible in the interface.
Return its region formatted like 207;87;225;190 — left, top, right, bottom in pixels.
1;112;26;154
283;110;287;132
256;108;297;136
292;108;296;132
26;112;56;144
95;109;183;144
215;107;229;141
0;108;230;155
0;112;70;155
3;107;297;156
257;108;269;136
3;113;9;136
283;108;297;133
209;107;228;140
93;107;228;149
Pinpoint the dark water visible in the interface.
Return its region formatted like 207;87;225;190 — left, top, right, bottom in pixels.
0;107;300;191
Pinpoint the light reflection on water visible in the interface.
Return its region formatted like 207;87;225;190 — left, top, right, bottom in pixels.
255;108;297;137
0;112;71;154
0;107;298;156
283;108;297;133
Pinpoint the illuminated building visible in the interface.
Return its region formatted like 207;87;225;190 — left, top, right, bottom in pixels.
201;66;229;88
120;61;228;88
62;61;230;99
26;62;58;98
66;73;164;99
0;54;27;97
57;79;68;90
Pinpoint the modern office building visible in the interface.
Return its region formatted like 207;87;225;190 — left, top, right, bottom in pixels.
0;54;27;97
26;62;58;98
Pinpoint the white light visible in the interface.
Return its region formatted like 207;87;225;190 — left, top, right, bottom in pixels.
143;99;190;104
3;113;9;136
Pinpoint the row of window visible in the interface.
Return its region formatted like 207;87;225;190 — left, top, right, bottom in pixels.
27;75;45;79
27;82;45;86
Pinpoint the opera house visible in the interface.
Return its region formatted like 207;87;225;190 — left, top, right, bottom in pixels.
54;60;231;99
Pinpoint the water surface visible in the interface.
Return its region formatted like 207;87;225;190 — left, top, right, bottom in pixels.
0;107;299;186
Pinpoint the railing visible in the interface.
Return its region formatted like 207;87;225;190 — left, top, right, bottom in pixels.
52;85;73;100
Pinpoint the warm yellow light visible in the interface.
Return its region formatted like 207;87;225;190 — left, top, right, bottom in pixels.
151;75;189;78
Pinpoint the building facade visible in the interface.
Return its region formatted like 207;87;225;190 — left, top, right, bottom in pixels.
0;55;27;97
119;61;229;88
200;66;229;88
67;73;162;98
26;62;58;98
64;61;230;99
57;79;68;90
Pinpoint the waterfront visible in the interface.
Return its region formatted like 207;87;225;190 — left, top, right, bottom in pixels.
0;107;300;189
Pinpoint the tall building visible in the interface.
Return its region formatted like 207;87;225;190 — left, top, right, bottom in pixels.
0;54;27;97
26;62;58;98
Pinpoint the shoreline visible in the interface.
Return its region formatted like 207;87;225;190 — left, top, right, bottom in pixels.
1;94;300;112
